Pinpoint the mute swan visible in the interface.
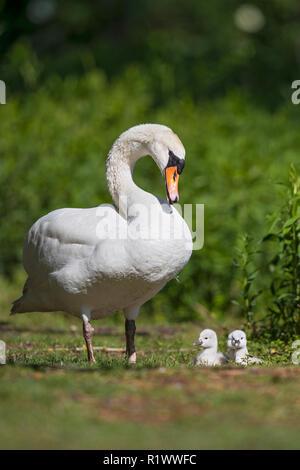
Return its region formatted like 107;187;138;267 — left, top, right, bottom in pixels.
227;330;263;365
11;124;192;363
193;329;228;366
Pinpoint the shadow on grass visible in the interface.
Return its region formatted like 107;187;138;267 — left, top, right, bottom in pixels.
0;322;184;336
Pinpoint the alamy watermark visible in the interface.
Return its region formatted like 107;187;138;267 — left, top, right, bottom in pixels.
291;80;300;104
291;340;300;365
0;340;6;365
0;80;6;104
95;200;204;251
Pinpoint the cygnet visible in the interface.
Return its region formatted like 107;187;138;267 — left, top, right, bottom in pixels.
227;330;263;365
193;329;228;366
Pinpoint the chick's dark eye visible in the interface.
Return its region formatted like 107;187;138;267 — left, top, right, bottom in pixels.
205;337;208;340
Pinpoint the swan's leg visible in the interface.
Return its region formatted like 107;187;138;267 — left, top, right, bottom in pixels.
81;307;96;363
125;319;136;364
123;306;140;364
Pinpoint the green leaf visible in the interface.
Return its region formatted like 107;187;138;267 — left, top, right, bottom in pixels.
283;215;300;228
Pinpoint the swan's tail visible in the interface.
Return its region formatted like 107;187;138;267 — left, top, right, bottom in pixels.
10;278;30;315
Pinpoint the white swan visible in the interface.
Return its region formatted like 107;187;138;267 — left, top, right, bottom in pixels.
193;329;228;366
11;124;192;363
227;330;263;365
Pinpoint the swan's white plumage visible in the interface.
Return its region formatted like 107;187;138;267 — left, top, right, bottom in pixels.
12;124;192;321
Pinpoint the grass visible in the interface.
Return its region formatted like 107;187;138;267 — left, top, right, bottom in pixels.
0;288;300;450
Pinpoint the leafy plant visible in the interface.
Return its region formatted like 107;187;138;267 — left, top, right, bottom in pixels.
233;234;262;332
233;166;300;340
262;165;300;339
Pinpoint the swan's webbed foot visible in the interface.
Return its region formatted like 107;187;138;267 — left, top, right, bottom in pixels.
125;319;136;364
83;320;96;363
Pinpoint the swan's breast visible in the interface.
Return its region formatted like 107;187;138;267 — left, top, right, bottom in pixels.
125;204;192;283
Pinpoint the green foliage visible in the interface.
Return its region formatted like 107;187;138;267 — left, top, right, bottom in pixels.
262;165;300;339
233;166;300;340
232;234;262;330
1;1;300;108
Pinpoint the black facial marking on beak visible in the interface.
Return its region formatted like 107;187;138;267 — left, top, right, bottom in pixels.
167;150;185;174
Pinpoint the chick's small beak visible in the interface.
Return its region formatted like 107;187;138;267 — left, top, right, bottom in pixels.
193;339;202;346
165;166;179;204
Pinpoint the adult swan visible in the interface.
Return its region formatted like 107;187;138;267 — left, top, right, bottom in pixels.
11;124;192;363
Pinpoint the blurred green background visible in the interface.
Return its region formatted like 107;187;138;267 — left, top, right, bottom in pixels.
1;0;300;322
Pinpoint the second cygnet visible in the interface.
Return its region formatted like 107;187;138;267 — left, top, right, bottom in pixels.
227;330;263;365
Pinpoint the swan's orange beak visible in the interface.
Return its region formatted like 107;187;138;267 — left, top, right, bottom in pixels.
165;166;180;204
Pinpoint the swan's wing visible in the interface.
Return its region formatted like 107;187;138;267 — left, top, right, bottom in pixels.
27;204;123;246
23;204;126;277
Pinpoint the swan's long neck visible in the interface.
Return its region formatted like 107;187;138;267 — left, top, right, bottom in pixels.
106;137;149;216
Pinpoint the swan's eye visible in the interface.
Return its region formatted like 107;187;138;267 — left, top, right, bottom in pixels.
205;337;208;340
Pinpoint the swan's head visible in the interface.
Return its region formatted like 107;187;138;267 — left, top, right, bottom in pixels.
146;126;185;204
118;124;186;204
227;330;247;350
193;329;218;349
